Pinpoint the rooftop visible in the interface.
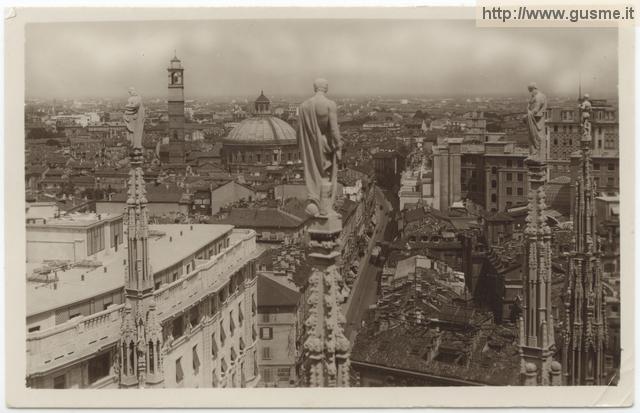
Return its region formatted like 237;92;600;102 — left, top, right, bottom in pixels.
257;273;300;308
27;212;122;228
26;224;233;317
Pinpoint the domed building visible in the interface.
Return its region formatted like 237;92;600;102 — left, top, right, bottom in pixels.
222;91;301;173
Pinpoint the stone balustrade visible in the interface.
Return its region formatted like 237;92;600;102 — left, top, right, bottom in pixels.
154;229;258;321
26;304;124;376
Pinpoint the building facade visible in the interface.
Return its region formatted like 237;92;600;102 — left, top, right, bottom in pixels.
26;218;262;389
256;273;300;387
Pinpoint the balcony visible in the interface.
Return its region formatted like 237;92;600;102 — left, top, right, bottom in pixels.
27;304;123;377
154;229;259;321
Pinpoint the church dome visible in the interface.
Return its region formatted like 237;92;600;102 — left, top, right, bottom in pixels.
224;116;297;145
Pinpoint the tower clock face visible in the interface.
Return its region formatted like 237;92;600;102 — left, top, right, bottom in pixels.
172;72;182;85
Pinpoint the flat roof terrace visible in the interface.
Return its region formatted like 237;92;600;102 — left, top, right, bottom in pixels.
27;224;233;317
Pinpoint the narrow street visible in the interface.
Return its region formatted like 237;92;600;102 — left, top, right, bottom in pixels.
343;186;394;343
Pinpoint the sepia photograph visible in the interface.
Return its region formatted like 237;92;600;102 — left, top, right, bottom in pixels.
4;4;634;408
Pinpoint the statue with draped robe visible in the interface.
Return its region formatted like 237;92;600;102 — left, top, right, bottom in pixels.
298;79;343;216
124;87;145;150
524;82;548;162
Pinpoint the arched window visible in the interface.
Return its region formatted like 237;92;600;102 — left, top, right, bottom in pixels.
129;341;135;375
149;341;155;373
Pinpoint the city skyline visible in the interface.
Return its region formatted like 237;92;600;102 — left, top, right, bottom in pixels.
26;19;618;100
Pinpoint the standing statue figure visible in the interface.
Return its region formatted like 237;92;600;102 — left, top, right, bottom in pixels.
524;82;548;162
124;87;145;150
578;93;593;142
298;78;343;216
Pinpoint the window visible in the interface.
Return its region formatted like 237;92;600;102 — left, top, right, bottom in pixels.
239;337;245;352
172;316;184;339
262;312;270;323
231;346;237;362
491;180;497;189
257;154;261;163
192;345;200;375
277;367;291;382
154;281;161;290
491;194;497;203
506;160;512;168
553;138;558;145
53;374;66;389
28;326;40;333
506;187;512;195
175;358;184;384
88;352;110;384
506;173;512;181
238;304;244;327
252;325;257;342
608;163;615;171
190;305;200;327
87;224;105;256
262;368;274;383
110;219;123;249
172;272;178;282
517;173;523;182
491;167;497;174
221;358;228;374
262;346;272;360
260;327;273;340
220;320;226;346
229;311;235;336
607;177;615;186
517;188;524;196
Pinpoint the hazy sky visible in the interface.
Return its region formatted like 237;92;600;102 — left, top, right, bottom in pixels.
26;20;618;99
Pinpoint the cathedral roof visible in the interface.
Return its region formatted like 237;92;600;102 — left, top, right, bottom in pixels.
224;116;297;145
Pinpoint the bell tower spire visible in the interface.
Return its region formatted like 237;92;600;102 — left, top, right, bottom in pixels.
167;53;185;141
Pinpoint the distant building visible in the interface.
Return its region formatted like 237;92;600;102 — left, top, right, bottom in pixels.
432;138;462;212
373;150;403;190
256;273;300;387
167;54;185;141
214;206;311;245
222;92;300;173
547;100;618;161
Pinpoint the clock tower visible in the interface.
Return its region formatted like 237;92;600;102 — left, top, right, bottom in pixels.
167;53;185;141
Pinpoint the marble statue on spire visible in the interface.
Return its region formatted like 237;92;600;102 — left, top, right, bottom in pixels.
578;93;593;142
298;78;343;216
124;87;145;149
524;82;548;162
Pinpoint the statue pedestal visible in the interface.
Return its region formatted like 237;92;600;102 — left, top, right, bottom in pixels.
519;157;558;386
302;190;350;387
